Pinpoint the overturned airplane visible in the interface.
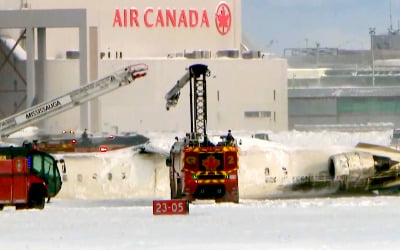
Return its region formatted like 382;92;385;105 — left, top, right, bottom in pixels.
281;143;400;195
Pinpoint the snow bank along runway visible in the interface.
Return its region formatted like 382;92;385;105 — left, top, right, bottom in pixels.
55;130;394;200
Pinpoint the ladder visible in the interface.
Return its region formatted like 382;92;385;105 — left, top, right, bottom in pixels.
0;64;148;137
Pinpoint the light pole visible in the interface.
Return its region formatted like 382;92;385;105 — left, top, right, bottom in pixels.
316;42;320;68
369;27;376;87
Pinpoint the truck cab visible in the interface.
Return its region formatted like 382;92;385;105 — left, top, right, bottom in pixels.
0;144;64;210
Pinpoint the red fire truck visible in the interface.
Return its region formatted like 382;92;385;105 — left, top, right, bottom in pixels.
0;143;64;210
168;141;239;203
165;64;239;203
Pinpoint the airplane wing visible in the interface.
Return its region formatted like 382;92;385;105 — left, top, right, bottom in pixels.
355;142;400;162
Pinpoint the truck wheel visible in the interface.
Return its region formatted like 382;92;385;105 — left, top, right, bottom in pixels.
16;204;28;210
176;178;183;198
216;192;239;203
170;177;177;199
28;186;46;209
185;195;194;203
0;205;3;211
231;191;239;203
171;177;183;199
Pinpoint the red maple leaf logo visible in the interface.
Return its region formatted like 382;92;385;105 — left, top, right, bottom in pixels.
215;2;231;35
202;155;220;170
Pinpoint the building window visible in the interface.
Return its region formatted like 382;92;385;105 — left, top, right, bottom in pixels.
338;97;400;114
244;111;271;118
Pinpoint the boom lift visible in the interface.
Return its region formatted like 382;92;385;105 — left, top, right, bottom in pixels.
165;64;239;203
0;64;148;138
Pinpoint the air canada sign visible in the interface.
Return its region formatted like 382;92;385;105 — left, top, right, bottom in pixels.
112;1;232;35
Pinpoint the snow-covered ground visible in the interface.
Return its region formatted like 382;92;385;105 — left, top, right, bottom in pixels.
2;197;400;250
1;129;400;249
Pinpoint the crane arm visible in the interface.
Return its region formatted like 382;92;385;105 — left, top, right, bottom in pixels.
0;63;148;137
164;64;209;138
164;71;191;110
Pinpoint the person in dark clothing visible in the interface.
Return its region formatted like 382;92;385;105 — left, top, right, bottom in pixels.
80;128;91;147
82;128;88;139
226;129;234;146
201;135;214;147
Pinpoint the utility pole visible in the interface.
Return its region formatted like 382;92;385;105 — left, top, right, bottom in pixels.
369;27;376;87
316;42;320;68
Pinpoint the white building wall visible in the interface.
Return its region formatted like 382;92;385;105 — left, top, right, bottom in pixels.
40;60;81;132
0;0;289;133
40;57;287;133
14;0;241;58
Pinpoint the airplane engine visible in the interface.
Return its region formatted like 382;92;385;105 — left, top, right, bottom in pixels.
328;152;384;191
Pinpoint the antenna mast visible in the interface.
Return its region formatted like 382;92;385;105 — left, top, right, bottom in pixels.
389;0;394;33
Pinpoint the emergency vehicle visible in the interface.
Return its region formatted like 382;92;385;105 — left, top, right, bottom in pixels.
0;143;64;210
165;64;239;203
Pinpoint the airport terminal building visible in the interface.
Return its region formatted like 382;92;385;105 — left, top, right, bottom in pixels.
286;40;400;131
0;0;288;134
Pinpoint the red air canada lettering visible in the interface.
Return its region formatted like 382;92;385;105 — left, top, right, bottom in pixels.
113;8;210;28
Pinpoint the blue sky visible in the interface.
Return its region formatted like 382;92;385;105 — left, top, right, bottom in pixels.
242;0;400;55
